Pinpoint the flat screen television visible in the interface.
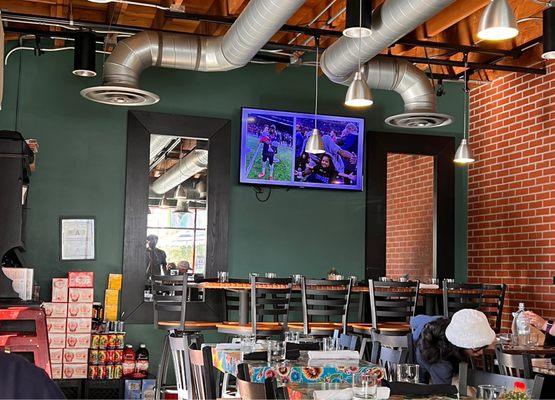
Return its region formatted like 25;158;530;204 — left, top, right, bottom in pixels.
239;107;365;191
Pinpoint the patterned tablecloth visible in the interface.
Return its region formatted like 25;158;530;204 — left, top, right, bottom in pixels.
212;348;385;384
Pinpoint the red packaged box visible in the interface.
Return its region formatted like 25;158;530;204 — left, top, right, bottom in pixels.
66;333;91;349
43;303;67;318
66;318;92;333
46;318;66;333
51;364;62;380
48;333;66;349
63;348;89;364
68;287;94;303
51;278;68;303
62;364;88;379
50;349;63;364
67;302;93;318
68;272;94;288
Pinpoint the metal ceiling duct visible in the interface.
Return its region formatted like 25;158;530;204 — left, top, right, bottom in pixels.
321;0;456;128
347;57;453;128
151;149;208;195
81;0;305;106
149;135;174;164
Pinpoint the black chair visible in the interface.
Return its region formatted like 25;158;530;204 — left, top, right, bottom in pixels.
237;363;282;400
152;274;217;399
495;346;534;378
221;278;250;322
480;284;506;333
351;280;418;335
217;275;292;337
458;362;544;399
369;331;412;376
289;277;352;336
442;281;483;318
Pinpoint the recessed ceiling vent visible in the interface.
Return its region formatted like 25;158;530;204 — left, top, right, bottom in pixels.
385;112;453;129
81;86;159;106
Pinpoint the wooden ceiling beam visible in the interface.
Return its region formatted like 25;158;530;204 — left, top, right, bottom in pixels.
227;0;248;16
424;0;489;38
106;2;128;25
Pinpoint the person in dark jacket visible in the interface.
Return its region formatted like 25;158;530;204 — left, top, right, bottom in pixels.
411;309;496;384
0;351;64;399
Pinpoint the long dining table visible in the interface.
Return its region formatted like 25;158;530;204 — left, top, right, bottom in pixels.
198;281;446;326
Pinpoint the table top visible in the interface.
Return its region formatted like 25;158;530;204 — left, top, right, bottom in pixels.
489;344;555;356
212;347;385;384
199;281;448;295
532;358;555;376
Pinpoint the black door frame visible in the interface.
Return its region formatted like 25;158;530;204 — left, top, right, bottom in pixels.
121;111;230;323
365;132;455;281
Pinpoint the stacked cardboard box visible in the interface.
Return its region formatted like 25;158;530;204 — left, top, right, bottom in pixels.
104;273;122;321
44;272;94;379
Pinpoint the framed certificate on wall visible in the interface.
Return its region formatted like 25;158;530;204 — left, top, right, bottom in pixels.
60;217;96;261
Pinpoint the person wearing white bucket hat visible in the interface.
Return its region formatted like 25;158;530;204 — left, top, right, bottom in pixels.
410;309;496;385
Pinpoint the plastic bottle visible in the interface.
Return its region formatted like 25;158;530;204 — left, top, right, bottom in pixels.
512;303;530;346
122;344;136;377
135;344;149;378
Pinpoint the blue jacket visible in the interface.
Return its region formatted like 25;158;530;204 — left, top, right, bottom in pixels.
410;315;455;385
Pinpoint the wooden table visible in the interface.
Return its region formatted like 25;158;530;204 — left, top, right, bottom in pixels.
199;281;447;325
532;358;555;376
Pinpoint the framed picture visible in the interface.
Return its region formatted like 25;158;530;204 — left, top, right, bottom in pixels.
60;217;96;261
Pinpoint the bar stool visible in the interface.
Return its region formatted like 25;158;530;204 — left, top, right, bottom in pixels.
288;277;352;336
216;275;292;337
350;279;419;336
442;281;483;318
152;274;218;400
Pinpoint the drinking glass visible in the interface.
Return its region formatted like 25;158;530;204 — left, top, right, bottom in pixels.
430;278;439;285
291;274;302;284
217;271;228;283
265;272;277;278
350;276;358;285
267;340;285;363
352;373;378;400
477;385;506;400
240;334;256;353
396;364;419;383
322;337;334;351
378;277;390;282
398;276;408;282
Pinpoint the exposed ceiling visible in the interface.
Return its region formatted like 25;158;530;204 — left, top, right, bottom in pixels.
0;0;549;81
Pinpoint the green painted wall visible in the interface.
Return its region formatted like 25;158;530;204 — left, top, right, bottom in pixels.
0;49;467;366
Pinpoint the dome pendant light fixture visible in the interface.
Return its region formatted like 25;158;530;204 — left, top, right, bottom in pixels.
344;0;373;108
454;61;475;165
305;37;325;155
477;0;518;41
542;4;555;60
159;193;172;208
73;31;97;77
343;0;372;38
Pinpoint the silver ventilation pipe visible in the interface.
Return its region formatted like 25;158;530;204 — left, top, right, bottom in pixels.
149;135;174;164
321;0;456;128
352;58;453;128
81;0;305;106
151;149;208;195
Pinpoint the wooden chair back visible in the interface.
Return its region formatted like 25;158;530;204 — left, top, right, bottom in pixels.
458;362;544;399
368;280;419;330
300;277;352;334
152;274;189;330
250;275;292;335
480;284;506;333
495;346;533;378
168;334;193;400
237;363;277;399
442;281;483;318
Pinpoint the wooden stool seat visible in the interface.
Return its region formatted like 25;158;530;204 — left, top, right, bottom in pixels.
216;321;284;335
158;321;219;330
350;322;411;335
288;322;343;336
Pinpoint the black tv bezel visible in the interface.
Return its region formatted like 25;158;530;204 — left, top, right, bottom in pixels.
238;106;366;193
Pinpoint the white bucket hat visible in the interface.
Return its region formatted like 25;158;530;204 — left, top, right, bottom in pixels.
445;309;496;349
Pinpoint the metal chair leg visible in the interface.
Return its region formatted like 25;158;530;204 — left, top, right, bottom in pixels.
156;335;170;400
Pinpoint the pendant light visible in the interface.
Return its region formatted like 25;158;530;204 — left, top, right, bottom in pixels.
454;62;475;165
73;31;97;77
542;4;555;60
345;0;373;108
305;37;325;155
159;193;172;208
477;0;518;41
343;0;372;38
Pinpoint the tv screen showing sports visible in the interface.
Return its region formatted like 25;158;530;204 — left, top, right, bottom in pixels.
240;108;364;191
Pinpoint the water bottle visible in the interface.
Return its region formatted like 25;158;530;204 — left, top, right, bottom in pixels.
512;303;530;346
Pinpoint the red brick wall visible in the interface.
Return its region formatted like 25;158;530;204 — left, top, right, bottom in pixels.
468;64;555;331
386;153;434;281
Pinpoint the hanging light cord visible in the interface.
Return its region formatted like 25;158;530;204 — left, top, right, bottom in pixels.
14;46;22;132
314;36;319;129
357;0;362;73
463;56;469;141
